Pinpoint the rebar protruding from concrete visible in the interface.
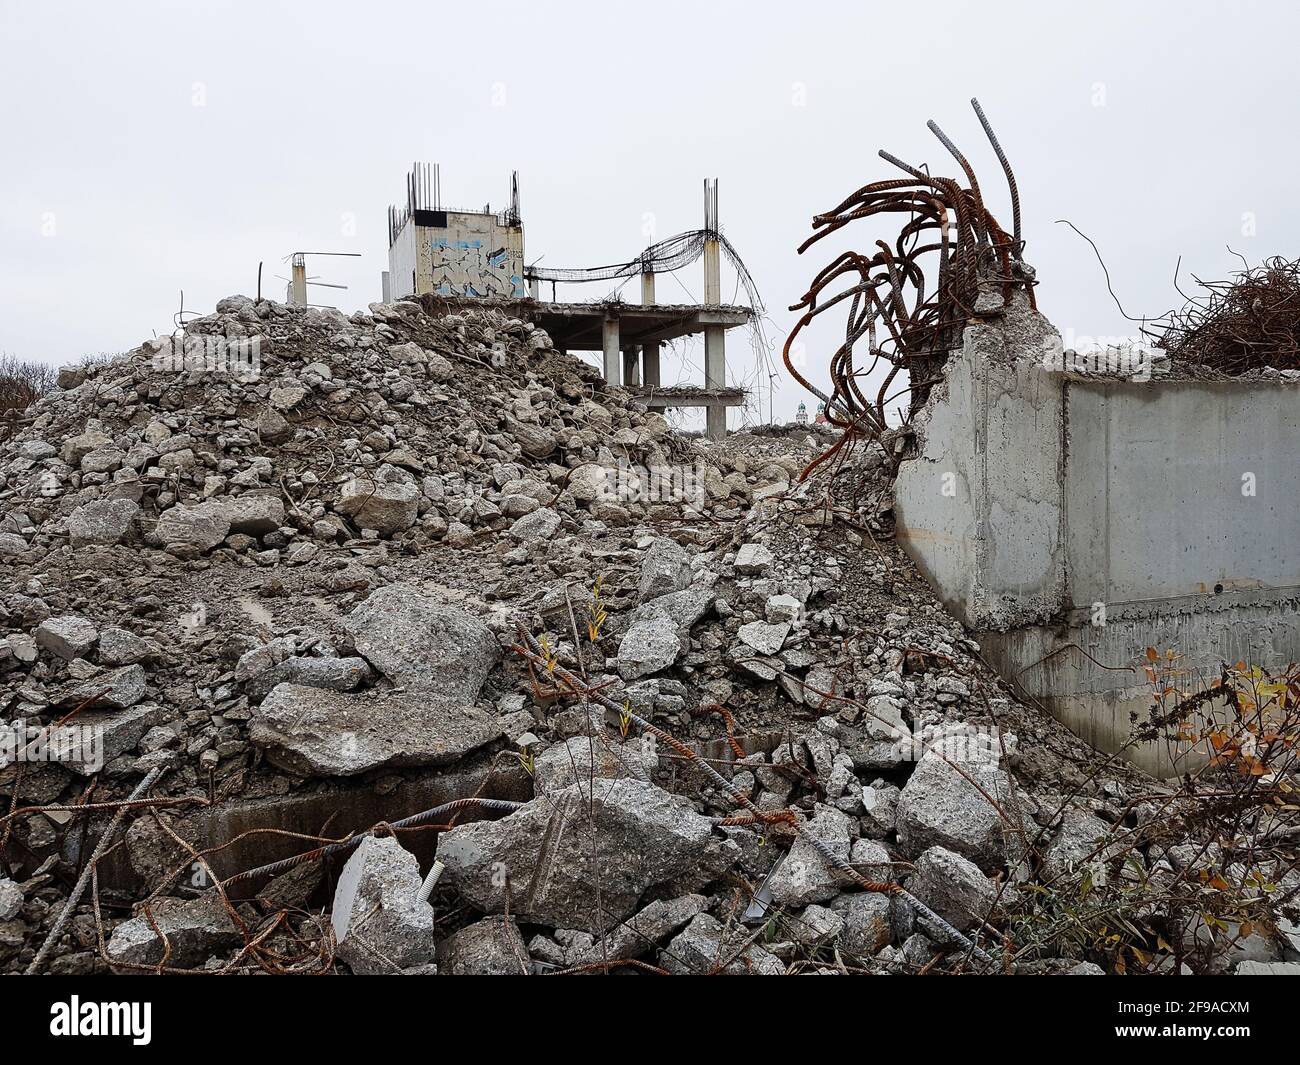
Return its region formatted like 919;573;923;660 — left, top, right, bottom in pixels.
970;97;1021;257
26;764;166;975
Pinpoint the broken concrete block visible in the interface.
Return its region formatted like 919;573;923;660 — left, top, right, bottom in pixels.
768;804;856;907
106;893;241;970
896;744;1014;870
250;683;501;776
906;846;998;933
532;735;652;795
332;836;436;975
626;586;715;630
507;506;560;544
0;878;23;921
343;583;500;700
67;664;148;711
574;894;708;964
68;498;140;548
659;912;784;975
828;891;893;957
438;778;730;931
245;655;374;702
638;537;692;601
155;503;231;553
437;916;529;975
737;620;790;656
734;542;774;574
616;612;681;679
96;628;156;667
336;464;419;536
212;495;285;536
34;615;99;661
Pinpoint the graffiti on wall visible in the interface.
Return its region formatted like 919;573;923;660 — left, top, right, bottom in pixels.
431;238;523;298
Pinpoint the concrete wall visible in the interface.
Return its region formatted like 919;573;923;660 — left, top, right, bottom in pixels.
388;223;418;300
895;300;1300;775
422;211;524;298
387;210;525;301
895;293;1067;631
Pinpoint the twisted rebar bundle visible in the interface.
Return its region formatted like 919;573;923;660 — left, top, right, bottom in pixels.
784;99;1034;444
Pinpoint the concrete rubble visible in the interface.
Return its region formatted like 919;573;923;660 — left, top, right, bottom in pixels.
0;291;1295;977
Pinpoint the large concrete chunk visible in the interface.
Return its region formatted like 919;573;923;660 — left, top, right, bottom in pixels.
896;745;1013;870
250;683;501;776
533;735;652;795
343;583;500;700
67;664;148;711
438;916;529;975
68;498;140;548
212;495;285;536
336;464;419;536
155;503;231;552
638;537;692;601
438;778;726;931
767;803;856;906
35;615;99;660
659;912;784;975
906;846;998;933
616;612;681;680
332;836;436;974
574;894;708;964
106;894;241;970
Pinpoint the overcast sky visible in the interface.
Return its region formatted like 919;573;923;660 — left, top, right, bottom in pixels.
2;0;1294;424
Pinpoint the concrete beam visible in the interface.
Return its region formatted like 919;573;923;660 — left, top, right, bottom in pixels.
602;316;621;386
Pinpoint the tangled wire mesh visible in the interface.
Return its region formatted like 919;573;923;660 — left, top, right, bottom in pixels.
1145;254;1300;374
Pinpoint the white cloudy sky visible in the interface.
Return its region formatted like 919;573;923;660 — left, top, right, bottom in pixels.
2;0;1294;423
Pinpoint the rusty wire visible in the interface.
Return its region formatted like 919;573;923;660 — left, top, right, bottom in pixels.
1147;254;1300;373
784;98;1035;467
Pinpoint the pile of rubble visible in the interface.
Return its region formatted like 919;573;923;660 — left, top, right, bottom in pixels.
1;294;1296;975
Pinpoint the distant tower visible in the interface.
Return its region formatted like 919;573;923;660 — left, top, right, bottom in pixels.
386;163;524;301
795;401;808;426
814;402;828;425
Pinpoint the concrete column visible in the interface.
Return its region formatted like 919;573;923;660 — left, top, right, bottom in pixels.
704;324;726;440
290;254;308;309
703;240;721;306
602;316;621;386
622;344;641;387
529;277;540;299
381;270;391;303
640;271;661;387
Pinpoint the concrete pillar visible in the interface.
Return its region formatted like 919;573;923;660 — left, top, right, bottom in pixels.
381;270;391;303
639;271;661;387
602;316;621;386
529;277;540;299
290;254;308;309
622;344;641;387
703;240;721;306
705;324;726;440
